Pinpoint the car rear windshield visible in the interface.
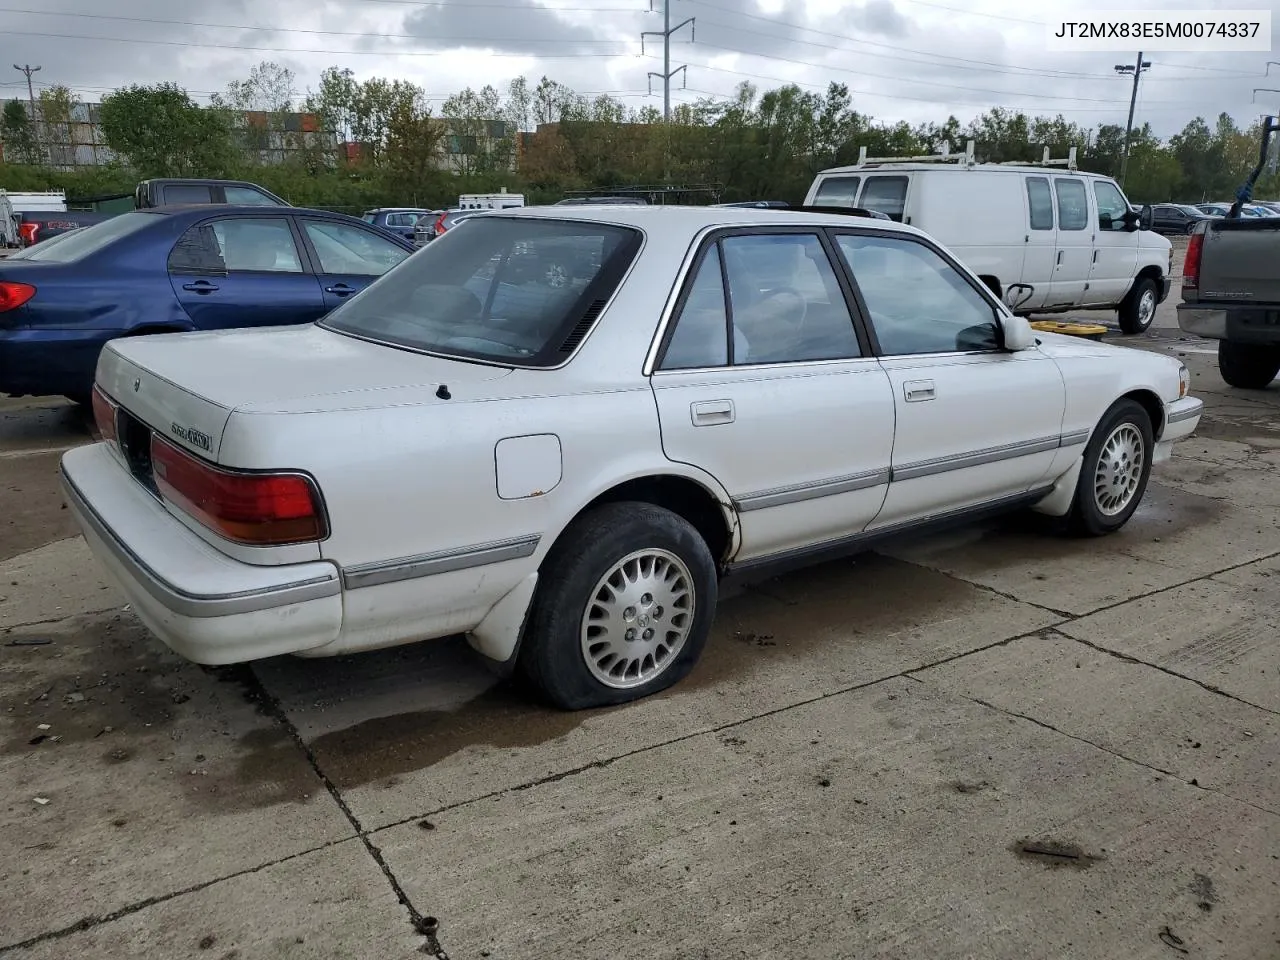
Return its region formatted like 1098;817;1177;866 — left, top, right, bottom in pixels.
320;216;643;366
7;211;160;262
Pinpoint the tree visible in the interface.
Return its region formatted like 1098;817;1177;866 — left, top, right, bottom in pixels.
99;83;238;177
221;60;297;112
385;91;446;199
0;100;42;165
304;66;360;143
36;84;78;163
441;84;508;175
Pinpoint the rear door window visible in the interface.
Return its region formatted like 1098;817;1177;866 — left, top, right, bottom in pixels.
859;176;909;222
812;176;861;207
163;184;215;204
1026;177;1054;230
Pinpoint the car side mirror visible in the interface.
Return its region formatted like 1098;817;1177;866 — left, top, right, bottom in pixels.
1000;313;1036;351
1117;210;1141;232
1137;205;1154;231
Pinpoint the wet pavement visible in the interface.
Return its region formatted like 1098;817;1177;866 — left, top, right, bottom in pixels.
1;316;1277;959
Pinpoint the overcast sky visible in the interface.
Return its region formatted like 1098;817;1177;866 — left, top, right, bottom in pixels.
0;0;1276;137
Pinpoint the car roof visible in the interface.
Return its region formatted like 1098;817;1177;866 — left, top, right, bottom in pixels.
490;203;919;235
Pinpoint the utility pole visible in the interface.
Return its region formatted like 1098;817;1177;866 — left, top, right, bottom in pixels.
1114;52;1151;187
641;0;694;121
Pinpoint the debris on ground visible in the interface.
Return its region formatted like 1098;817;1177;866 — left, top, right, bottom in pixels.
33;797;50;805
6;637;52;647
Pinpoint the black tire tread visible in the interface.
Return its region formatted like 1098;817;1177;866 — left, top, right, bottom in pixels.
1218;340;1280;390
1068;398;1154;537
1117;276;1158;335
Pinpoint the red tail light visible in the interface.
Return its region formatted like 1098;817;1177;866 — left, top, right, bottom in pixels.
434;212;447;235
0;281;36;312
18;222;38;245
150;436;327;546
1183;231;1204;291
91;386;118;443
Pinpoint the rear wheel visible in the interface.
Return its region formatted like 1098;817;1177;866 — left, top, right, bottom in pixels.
1218;340;1280;390
1117;276;1158;335
516;501;718;710
1068;399;1154;537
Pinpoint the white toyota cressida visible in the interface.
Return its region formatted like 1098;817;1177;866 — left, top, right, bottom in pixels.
62;205;1203;710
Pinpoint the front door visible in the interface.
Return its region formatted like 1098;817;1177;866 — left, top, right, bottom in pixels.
296;218;413;312
830;230;1067;528
1045;176;1092;308
168;215;326;330
1087;179;1139;306
650;230;896;562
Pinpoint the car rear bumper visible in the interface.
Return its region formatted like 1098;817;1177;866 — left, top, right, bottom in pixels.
1178;303;1280;343
0;328;118;398
60;442;343;664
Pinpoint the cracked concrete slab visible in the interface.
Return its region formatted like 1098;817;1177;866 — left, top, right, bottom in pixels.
883;482;1280;616
912;631;1279;814
372;677;1280;960
0;537;122;631
255;555;1057;830
1057;578;1280;714
4;840;424;959
0;614;353;948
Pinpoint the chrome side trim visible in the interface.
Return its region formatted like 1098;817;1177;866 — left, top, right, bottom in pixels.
1059;428;1092;446
341;535;541;590
892;435;1061;482
60;467;339;619
736;468;891;512
1167;398;1204;424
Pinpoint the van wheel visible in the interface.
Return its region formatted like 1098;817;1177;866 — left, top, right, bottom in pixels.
1117;277;1158;334
1218;340;1280;390
516;502;718;710
1068;399;1153;537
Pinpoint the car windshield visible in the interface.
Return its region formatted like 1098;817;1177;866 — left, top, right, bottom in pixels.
7;211;159;262
321;216;643;366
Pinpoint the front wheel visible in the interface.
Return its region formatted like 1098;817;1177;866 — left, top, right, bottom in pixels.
1218;340;1280;390
516;502;718;710
1068;399;1154;537
1117;277;1158;335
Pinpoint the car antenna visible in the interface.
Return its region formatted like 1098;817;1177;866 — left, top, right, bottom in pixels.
435;384;451;400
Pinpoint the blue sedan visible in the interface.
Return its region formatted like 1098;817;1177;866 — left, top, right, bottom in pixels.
0;205;416;403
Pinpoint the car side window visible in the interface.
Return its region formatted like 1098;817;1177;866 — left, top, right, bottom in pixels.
812;176;861;208
302;220;410;276
660;248;732;369
721;234;862;364
1055;178;1088;231
167;223;226;273
224;186;279;206
1094;180;1130;231
163;184;214;204
211;218;304;273
836;233;999;356
1026;177;1054;230
859;176;909;222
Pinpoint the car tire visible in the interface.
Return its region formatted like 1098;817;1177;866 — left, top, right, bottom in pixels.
516;501;718;710
1068;399;1154;537
1218;340;1280;390
1117;276;1158;335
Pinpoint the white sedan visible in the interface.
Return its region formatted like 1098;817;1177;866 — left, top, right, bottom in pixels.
61;205;1203;710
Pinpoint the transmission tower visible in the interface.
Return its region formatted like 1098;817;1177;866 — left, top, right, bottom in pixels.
641;0;694;121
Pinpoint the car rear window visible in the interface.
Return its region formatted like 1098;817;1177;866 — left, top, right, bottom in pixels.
8;211;160;262
320;216;643;366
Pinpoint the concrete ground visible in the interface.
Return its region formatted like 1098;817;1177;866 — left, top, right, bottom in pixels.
1;295;1278;958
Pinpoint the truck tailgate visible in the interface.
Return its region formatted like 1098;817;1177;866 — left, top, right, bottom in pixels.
1199;220;1280;302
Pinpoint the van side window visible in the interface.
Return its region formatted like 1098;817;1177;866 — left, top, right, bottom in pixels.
1026;177;1054;230
860;176;909;222
1055;179;1088;231
812;176;861;208
1094;181;1130;231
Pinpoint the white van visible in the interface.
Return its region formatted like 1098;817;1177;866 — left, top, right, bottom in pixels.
803;143;1172;334
458;190;525;211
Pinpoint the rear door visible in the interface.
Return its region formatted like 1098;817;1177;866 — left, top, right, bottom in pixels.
1018;176;1058;311
167;214;326;330
295;217;413;311
1047;176;1091;307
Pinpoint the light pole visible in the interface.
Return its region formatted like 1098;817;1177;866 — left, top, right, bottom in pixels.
1115;53;1151;186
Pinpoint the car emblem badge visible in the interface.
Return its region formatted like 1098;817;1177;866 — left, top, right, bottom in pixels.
133;378;141;392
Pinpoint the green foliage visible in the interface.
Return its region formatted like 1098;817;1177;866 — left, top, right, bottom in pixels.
0;100;42;165
99;83;239;177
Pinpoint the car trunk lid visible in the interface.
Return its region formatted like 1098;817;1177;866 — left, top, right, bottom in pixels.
95;324;513;464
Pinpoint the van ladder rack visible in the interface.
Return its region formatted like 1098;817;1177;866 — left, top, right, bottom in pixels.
998;146;1079;171
853;140;976;168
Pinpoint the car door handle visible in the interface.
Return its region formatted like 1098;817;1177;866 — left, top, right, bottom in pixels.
1056;250;1064;265
181;280;219;294
903;380;935;402
1092;249;1099;263
324;283;356;296
691;400;735;425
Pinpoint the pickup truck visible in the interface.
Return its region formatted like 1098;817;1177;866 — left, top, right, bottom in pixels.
1177;117;1280;389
